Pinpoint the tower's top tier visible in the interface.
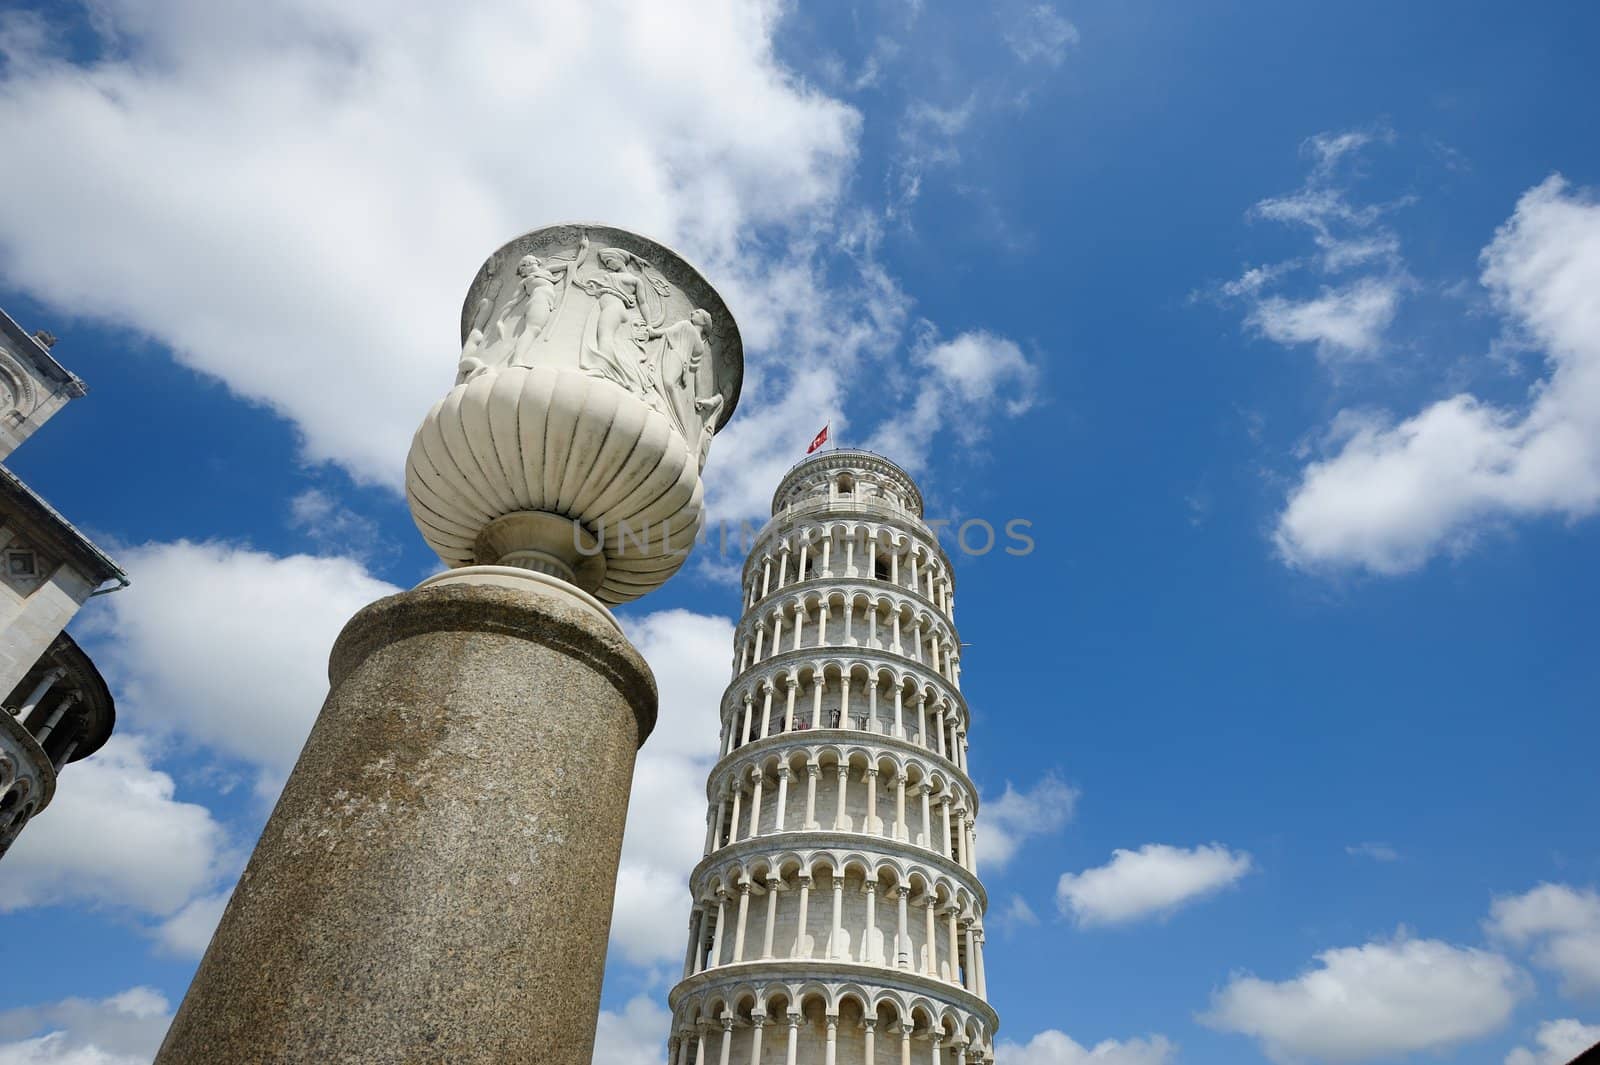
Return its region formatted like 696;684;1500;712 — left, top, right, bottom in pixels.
770;448;925;518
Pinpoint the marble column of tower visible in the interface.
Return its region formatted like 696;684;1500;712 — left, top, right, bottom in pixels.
154;225;743;1065
667;450;999;1065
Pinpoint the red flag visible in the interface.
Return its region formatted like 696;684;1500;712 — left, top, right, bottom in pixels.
806;424;830;454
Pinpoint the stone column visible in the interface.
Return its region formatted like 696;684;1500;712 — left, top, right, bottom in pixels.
762;876;781;958
711;889;729;968
896;886;911;969
974;928;988;999
792;875;812;959
749;1015;767;1065
863;877;879;964
895;773;908;841
729;782;745;844
748;769;765;838
774;766;791;832
804;765;820;829
16;666;64;725
834;764;850;830
154;573;657;1065
830;874;845;959
684;908;703;977
732;882;752;962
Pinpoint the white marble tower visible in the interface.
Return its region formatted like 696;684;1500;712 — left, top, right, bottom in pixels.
669;449;997;1065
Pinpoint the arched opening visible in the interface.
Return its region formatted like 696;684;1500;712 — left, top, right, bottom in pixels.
837;473;855;496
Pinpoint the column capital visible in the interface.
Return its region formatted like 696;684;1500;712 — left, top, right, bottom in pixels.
721;1017;735;1033
863;766;880;781
896;884;911;899
765;874;782;888
751;1011;768;1026
775;764;792;780
748;766;764;783
806;763;822;778
786;677;800;690
736;881;752;896
862;1018;878;1032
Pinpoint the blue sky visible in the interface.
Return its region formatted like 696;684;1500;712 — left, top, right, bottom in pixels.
0;2;1597;1064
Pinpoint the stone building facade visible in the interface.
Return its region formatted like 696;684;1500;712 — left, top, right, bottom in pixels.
668;449;997;1064
0;310;125;859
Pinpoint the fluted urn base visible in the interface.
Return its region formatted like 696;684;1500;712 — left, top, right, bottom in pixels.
406;366;705;606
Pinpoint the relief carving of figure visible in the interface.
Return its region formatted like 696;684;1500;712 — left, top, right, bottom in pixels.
646;308;724;470
457;240;589;384
457;252;506;383
647;308;711;438
499;238;588;364
576;247;671;402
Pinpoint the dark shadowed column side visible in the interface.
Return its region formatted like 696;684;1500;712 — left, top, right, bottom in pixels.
154;579;656;1065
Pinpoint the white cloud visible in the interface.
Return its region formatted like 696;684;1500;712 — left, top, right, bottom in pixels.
1275;176;1600;573
1004;5;1081;67
0;987;170;1065
1056;843;1251;926
0;1;1035;528
998;894;1041;929
0;736;226;917
608;609;736;967
1248;278;1402;362
995;1029;1175;1065
1202;934;1530;1064
592;995;672;1065
78;540;401;791
1220;127;1408;370
0;0;859;489
152;890;231;959
974;773;1076;872
1251;128;1403;273
1488;883;1600;997
1506;1019;1600;1065
1345;842;1399;862
864;329;1042;472
287;489;390;564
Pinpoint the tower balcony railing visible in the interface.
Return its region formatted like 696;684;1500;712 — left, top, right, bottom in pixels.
739;572;953;639
745;497;956;584
691;826;988;911
723;646;970;735
709;726;978;819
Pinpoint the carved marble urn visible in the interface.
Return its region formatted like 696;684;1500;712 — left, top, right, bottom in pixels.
404;224;742;605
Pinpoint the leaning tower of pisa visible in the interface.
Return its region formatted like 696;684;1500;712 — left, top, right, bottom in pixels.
668;449;997;1065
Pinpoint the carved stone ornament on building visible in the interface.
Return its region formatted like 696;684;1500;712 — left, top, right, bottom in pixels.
405;224;743;606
